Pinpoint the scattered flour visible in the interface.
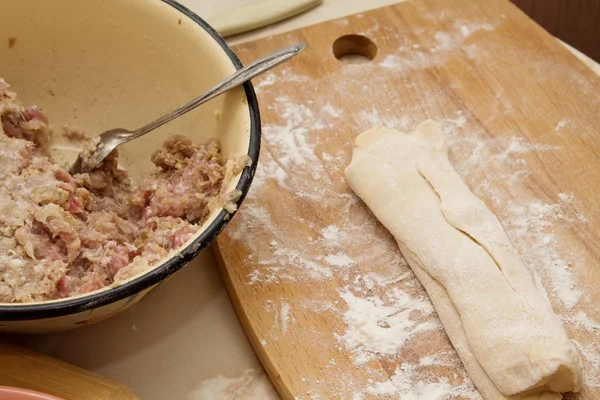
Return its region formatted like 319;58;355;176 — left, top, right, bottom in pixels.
264;300;294;338
357;108;414;133
300;299;339;313
187;369;279;400
320;225;345;245
324;253;356;268
340;289;436;365
493;137;557;160
379;22;495;71
555;118;568;134
572;340;600;388
247;269;261;285
254;73;277;92
458;23;494;38
247;266;297;286
322;103;342;118
564;310;600;332
420;352;458;367
220;11;599;399
505;199;583;309
280;302;291;335
366;364;480;399
563;310;600;388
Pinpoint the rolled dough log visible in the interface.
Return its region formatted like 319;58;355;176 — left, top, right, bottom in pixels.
344;121;581;400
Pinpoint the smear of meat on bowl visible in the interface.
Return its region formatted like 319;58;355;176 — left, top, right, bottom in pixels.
0;0;260;333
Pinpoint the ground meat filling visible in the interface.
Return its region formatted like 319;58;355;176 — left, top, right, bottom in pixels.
0;78;241;303
131;135;224;222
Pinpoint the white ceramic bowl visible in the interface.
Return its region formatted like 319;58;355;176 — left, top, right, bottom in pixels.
0;0;260;333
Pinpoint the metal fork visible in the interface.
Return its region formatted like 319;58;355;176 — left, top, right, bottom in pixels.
69;43;305;174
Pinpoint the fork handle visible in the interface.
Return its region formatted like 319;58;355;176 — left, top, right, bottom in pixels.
130;43;305;140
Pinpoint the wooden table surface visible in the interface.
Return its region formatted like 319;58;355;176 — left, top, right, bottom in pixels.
11;1;600;400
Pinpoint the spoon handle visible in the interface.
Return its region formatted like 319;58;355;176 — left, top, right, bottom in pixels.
130;43;305;139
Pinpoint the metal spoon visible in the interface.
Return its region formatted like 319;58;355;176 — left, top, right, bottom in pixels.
69;43;305;174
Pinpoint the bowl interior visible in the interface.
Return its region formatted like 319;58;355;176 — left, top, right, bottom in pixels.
0;0;254;305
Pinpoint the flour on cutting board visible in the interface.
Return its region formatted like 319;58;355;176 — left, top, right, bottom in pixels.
365;363;480;399
223;13;599;399
339;287;436;365
187;368;279;400
555;118;569;134
379;22;495;71
265;300;294;337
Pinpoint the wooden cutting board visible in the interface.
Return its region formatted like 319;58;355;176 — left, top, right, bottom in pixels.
0;341;139;399
215;0;600;398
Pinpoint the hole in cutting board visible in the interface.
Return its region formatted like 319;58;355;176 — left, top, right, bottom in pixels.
332;34;377;64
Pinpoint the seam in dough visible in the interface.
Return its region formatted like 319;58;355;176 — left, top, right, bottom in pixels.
344;120;581;399
416;159;528;312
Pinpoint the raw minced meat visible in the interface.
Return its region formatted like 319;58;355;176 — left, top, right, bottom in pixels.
0;78;248;303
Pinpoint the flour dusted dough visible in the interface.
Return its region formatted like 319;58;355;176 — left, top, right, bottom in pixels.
344;121;581;400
